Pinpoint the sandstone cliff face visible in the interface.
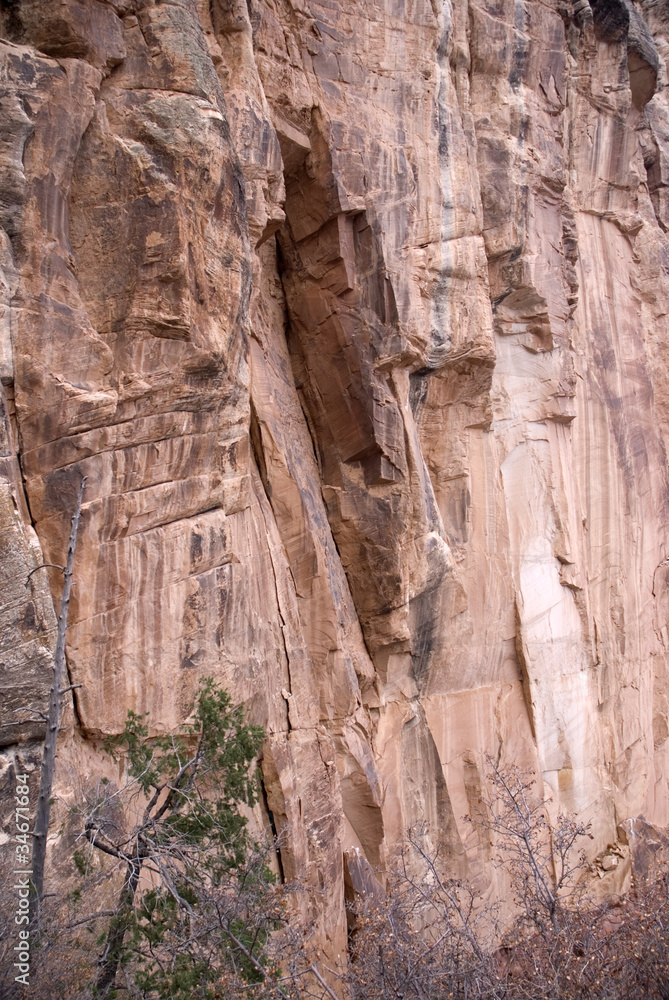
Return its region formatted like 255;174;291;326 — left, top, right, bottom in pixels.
3;0;669;965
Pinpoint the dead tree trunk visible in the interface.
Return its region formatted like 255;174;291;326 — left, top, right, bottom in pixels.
94;851;143;994
30;476;86;926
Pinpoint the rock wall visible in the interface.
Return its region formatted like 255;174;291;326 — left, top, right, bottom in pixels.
3;0;669;965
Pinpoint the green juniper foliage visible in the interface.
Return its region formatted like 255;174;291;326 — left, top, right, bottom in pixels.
82;678;275;998
102;678;264;871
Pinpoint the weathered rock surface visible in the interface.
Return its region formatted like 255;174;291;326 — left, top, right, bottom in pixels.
3;0;669;967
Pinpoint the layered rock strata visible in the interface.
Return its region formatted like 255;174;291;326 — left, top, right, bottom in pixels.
3;0;669;966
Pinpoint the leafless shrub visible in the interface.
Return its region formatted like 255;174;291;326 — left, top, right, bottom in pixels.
346;832;504;1000
344;758;669;1000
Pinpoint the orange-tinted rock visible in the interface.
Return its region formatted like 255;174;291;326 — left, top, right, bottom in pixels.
2;0;669;972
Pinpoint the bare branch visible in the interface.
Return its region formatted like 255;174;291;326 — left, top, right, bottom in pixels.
26;562;65;583
64;910;117;931
221;923;291;1000
309;964;341;1000
13;707;48;720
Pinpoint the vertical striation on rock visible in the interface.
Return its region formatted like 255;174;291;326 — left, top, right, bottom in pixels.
3;0;669;963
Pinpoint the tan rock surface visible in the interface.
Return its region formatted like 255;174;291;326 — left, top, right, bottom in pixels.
3;0;669;967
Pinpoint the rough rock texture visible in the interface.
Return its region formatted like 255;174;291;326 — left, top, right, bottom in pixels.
3;0;669;966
